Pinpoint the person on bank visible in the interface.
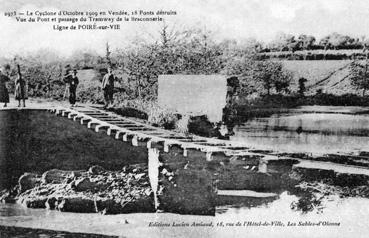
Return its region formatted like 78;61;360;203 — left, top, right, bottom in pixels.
69;69;79;107
101;66;115;108
15;65;27;107
63;69;79;107
0;68;10;107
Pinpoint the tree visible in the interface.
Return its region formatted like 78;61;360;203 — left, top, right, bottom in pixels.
361;37;369;58
320;32;356;50
269;32;297;52
328;33;351;49
298;35;316;50
222;55;257;95
298;77;308;96
319;36;330;51
105;42;112;67
253;61;292;95
113;26;225;100
350;61;369;96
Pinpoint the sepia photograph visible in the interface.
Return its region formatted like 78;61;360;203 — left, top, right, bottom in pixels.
0;0;369;237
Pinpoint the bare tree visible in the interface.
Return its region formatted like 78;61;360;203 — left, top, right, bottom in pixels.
106;42;112;67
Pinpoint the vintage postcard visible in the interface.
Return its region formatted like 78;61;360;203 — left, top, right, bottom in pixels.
0;0;369;237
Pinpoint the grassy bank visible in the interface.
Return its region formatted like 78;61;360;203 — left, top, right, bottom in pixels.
0;110;148;189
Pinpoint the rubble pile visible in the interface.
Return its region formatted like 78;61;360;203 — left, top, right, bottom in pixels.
1;165;155;214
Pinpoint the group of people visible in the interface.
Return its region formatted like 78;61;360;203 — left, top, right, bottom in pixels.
0;64;116;109
63;65;115;108
0;65;28;108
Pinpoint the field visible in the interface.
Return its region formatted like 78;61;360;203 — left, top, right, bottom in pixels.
279;60;360;95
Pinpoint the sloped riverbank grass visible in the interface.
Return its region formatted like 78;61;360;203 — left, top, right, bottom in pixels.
0;110;148;188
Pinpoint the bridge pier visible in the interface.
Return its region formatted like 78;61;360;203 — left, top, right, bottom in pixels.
68;113;77;119
107;127;116;136
163;141;170;152
258;158;268;173
73;115;83;121
183;147;188;157
115;130;125;139
206;152;213;161
122;133;128;142
87;121;99;129
95;124;109;132
80;118;91;125
146;139;152;149
132;135;138;146
61;110;71;117
148;147;160;210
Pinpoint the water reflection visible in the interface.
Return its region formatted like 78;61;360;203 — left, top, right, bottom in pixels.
228;107;369;217
216;181;368;215
232;112;369;154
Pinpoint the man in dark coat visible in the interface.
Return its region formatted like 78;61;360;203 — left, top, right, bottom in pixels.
15;64;27;107
0;68;10;107
63;69;79;107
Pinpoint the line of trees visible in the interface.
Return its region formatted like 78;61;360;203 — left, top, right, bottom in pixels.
8;26;369;105
109;26;293;101
263;32;369;53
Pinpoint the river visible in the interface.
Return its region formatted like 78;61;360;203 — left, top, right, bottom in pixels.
1;191;368;237
231;106;369;154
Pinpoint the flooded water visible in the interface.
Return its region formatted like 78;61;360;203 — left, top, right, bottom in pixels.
231;106;369;154
1;192;369;237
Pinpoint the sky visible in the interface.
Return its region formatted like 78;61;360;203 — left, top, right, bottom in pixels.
1;0;369;57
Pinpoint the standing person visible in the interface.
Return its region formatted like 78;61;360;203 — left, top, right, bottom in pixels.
15;64;27;107
0;68;10;107
101;66;115;108
63;69;79;107
62;65;71;101
69;69;79;107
